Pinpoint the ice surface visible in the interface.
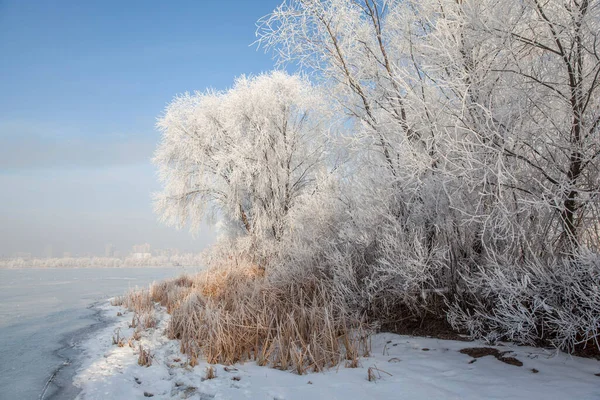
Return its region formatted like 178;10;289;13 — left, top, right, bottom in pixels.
0;267;202;400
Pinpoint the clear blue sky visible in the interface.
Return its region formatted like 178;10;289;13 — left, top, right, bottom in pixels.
0;0;283;257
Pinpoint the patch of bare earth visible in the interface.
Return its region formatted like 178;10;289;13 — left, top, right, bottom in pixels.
459;347;523;367
572;342;600;360
380;312;470;342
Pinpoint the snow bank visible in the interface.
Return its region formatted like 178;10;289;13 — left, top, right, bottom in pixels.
73;302;600;400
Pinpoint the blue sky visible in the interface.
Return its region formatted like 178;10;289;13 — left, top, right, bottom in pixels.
0;0;282;257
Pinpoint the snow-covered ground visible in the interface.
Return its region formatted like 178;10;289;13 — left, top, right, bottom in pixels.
74;302;600;400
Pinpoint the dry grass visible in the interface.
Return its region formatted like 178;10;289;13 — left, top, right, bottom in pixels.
129;314;139;329
138;345;152;367
167;265;369;374
367;365;392;382
367;366;377;382
112;328;125;347
141;310;157;329
204;365;216;380
132;328;142;341
188;352;199;367
122;309;156;332
110;296;125;307
117;263;371;374
123;288;154;313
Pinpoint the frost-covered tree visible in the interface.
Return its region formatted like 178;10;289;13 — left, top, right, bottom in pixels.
258;0;428;176
258;0;456;301
417;0;600;255
154;72;332;262
257;0;600;348
258;0;600;261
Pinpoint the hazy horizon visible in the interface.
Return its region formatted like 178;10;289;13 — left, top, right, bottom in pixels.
0;0;281;257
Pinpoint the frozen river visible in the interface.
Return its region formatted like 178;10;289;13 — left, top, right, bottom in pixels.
0;267;201;400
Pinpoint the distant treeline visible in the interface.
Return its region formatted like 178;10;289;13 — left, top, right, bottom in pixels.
0;254;204;268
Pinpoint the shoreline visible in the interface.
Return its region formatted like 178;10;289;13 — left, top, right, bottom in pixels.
0;267;199;400
43;301;114;400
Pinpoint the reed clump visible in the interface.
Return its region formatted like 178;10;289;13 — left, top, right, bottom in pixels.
138;345;152;367
119;263;370;374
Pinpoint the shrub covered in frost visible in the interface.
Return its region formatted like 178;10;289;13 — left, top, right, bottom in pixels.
448;252;600;352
